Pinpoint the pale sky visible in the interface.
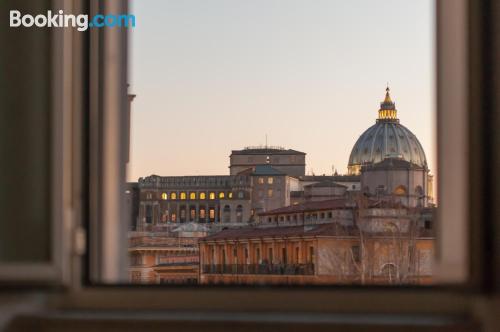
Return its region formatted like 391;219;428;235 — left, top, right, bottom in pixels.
128;0;435;181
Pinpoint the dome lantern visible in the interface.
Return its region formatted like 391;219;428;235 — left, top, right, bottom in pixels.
377;86;398;122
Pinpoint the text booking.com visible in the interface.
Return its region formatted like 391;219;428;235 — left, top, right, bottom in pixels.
10;10;135;31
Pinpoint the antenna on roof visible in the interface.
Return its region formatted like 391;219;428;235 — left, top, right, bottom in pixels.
265;134;268;148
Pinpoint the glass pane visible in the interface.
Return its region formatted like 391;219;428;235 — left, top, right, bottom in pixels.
0;0;52;263
126;0;436;286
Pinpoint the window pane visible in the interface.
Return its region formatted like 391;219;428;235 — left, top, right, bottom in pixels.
0;3;51;264
125;0;439;286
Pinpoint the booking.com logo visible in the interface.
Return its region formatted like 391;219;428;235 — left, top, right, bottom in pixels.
10;10;135;31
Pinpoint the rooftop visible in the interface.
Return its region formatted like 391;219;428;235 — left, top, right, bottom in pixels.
231;146;306;155
201;223;358;241
304;181;348;188
258;198;408;216
299;175;361;182
253;164;286;176
258;199;354;216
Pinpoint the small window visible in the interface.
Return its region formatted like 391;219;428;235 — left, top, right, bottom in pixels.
258;177;264;184
170;192;177;200
180;192;187;200
267;177;274;184
219;192;225;199
267;189;273;198
238;191;244;199
309;246;315;263
145;205;153;224
425;220;432;230
209;192;215;200
189;192;196;200
236;205;243;222
161;193;168;200
352;245;361;263
228;192;233;199
200;192;206;200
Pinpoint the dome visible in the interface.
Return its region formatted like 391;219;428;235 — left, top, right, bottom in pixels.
347;87;428;175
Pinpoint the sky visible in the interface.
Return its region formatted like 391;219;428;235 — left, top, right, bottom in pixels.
128;0;435;181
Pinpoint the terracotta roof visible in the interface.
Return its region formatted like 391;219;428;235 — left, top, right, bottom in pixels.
258;199;353;216
201;223;358;241
258;198;408;216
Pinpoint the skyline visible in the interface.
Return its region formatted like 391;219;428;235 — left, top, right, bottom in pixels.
128;0;435;181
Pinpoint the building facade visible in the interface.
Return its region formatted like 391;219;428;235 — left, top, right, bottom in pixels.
128;223;209;284
129;87;437;285
135;175;253;231
199;199;434;285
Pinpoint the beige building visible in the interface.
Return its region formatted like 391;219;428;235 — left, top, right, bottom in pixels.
229;147;306;177
361;158;431;207
128;223;209;284
199;199;434;286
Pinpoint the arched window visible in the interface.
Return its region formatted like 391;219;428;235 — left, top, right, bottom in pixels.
199;192;206;200
393;185;407;195
209;192;215;200
180;192;187;200
415;185;424;195
219;192;225;199
228;192;233;199
170;192;177;200
376;185;386;196
223;205;231;223
236;205;243;223
161;193;168;200
189;192;196;200
381;263;398;283
238;191;244;199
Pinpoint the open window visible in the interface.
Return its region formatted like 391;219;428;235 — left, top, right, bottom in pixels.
2;0;499;330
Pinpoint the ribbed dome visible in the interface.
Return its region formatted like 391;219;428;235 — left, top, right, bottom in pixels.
347;88;428;175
